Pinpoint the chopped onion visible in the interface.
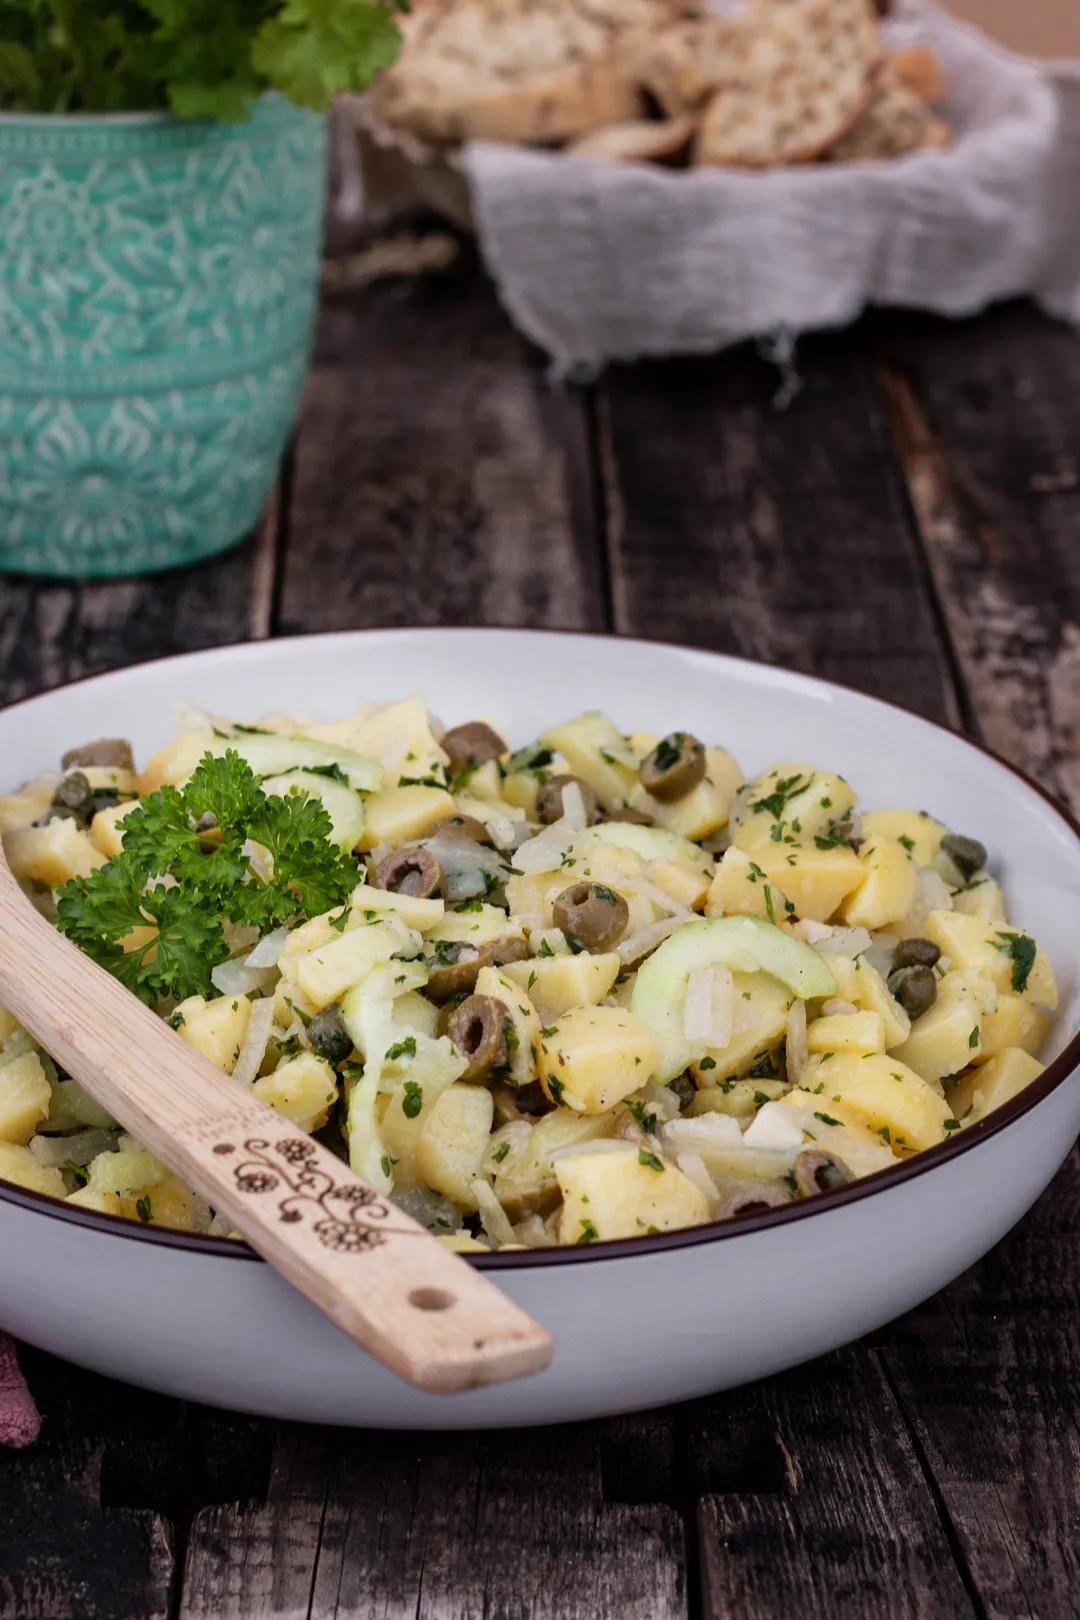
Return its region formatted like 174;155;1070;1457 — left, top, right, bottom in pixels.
793;918;833;945
864;932;900;978
170;698;222;736
662;1114;742;1157
814;926;873;959
512;1213;556;1248
513;792;587;875
674;1150;721;1214
905;867;953;933
617;916;684;964
743;1102;804;1152
471;1178;517;1248
245;928;288;969
821;998;859;1017
30;1128;116;1170
211;958;276;998
421;835;507;901
683;964;735;1047
785;998;808;1085
233;997;276;1085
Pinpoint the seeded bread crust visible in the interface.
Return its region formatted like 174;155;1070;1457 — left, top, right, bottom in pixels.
374;0;693;147
566;116;695;164
829;58;950;162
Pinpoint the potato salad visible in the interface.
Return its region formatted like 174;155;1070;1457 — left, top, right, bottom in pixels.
0;699;1060;1250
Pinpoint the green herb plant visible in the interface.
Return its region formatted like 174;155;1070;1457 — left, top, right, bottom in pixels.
56;750;357;1004
0;0;404;119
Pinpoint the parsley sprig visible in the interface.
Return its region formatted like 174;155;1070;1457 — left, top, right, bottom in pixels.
56;751;356;1005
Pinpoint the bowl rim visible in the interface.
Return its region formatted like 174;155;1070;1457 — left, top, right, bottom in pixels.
1;624;1077;1270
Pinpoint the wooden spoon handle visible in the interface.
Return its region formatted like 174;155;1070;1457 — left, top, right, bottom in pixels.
0;864;551;1393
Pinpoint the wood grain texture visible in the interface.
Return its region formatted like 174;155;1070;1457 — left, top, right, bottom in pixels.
878;303;1080;813
596;327;960;724
698;1350;975;1619
278;270;606;636
0;504;277;708
181;1423;687;1620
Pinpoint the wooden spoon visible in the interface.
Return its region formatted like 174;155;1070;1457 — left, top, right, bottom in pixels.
0;850;552;1393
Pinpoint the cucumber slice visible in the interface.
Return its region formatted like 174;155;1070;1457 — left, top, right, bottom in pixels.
213;733;382;792
261;770;365;851
631;917;837;1081
583;822;712;869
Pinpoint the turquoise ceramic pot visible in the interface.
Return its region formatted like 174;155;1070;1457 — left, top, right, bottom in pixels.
0;97;326;579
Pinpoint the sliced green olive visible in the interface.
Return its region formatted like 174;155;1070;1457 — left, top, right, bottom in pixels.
374;845;441;899
793;1149;853;1197
552;881;629;952
892;937;941;971
887;964;938;1020
429;813;492;846
639;732;706;801
440;722;506;773
61;738;134;772
536;774;599;826
446;994;508;1082
307;1004;352;1067
52;772;91;813
940;833;988;881
716;1182;793;1220
605;806;654;827
426;935;527;1003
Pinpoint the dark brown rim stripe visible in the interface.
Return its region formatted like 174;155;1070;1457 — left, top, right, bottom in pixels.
1;626;1078;1270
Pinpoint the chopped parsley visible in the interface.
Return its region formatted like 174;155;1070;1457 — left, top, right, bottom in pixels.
628;1101;659;1134
547;1076;565;1104
814;1111;842;1127
537;938;555;959
993;931;1037;993
592;884;619;905
638;1148;664;1172
943;1120;960;1133
577;1219;598;1244
135;1195;153;1224
401;1080;424;1119
698;1056;717;1071
380;1153;398;1178
385;1036;417;1064
968;1027;980;1049
492;1141;511;1164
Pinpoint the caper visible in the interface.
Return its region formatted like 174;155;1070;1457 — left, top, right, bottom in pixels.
604;806;654;827
892;936;941;971
793;1149;854;1198
552;881;629;953
668;1073;696;1112
440;721;506;773
639;732;706;801
716;1182;793;1220
61;738;135;772
307;1004;352;1067
536;774;599;826
446;994;508;1082
887;964;938;1020
429;813;492;846
52;771;91;812
374;845;442;899
940;833;988;881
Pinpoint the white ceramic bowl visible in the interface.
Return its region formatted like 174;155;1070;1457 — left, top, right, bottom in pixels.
1;630;1077;1429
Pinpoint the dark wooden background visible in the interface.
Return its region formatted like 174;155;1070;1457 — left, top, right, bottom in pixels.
1;225;1078;1618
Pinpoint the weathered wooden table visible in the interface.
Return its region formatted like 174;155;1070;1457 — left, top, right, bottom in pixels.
1;236;1078;1618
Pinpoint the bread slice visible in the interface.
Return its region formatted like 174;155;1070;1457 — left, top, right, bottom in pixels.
566;116;694;165
373;0;691;147
634;16;746;117
828;65;949;162
694;0;882;169
888;44;945;104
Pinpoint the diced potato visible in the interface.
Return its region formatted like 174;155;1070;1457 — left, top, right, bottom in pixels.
860;810;945;867
253;1051;337;1132
976;993;1050;1064
66;1185;133;1218
631;747;742;841
538;1006;658;1113
88;1146;169;1196
0;1139;66;1197
688;1078;789;1121
539;712;639;811
689;971;792;1084
806;1010;886;1056
438;1233;488;1252
839;834;918;930
826;955;911;1049
415;1083;494;1209
48;1075;115;1131
377;1037;468;1188
347;884;445;933
500;769;543;819
138;1176;211;1232
89;799;140;858
802;1051;953;1152
474;965;541;1085
427;904;524;949
754;844;864;924
500;951;621;1018
731;765;856;851
390;990;439;1041
138;731;209;793
891;973;983;1083
173;993;251;1074
922;911;1057;1010
0;774;60;834
556;1142;710;1242
456;759;504;804
951;878;1007;923
778;1088;897;1177
4;818;106;886
647;858;711;912
293;917;416;1009
356;785;456;853
0;1051;51;1144
705;847;793;924
306;696;446;779
948;1048;1044;1126
492;1108;616;1217
0;1006;20;1044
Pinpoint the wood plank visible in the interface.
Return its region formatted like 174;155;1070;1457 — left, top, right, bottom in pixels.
277;269;606;635
597;326;960;723
0;1352;173;1620
0;499;278;706
181;1423;687;1620
697;1350;975;1619
877;302;1080;812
